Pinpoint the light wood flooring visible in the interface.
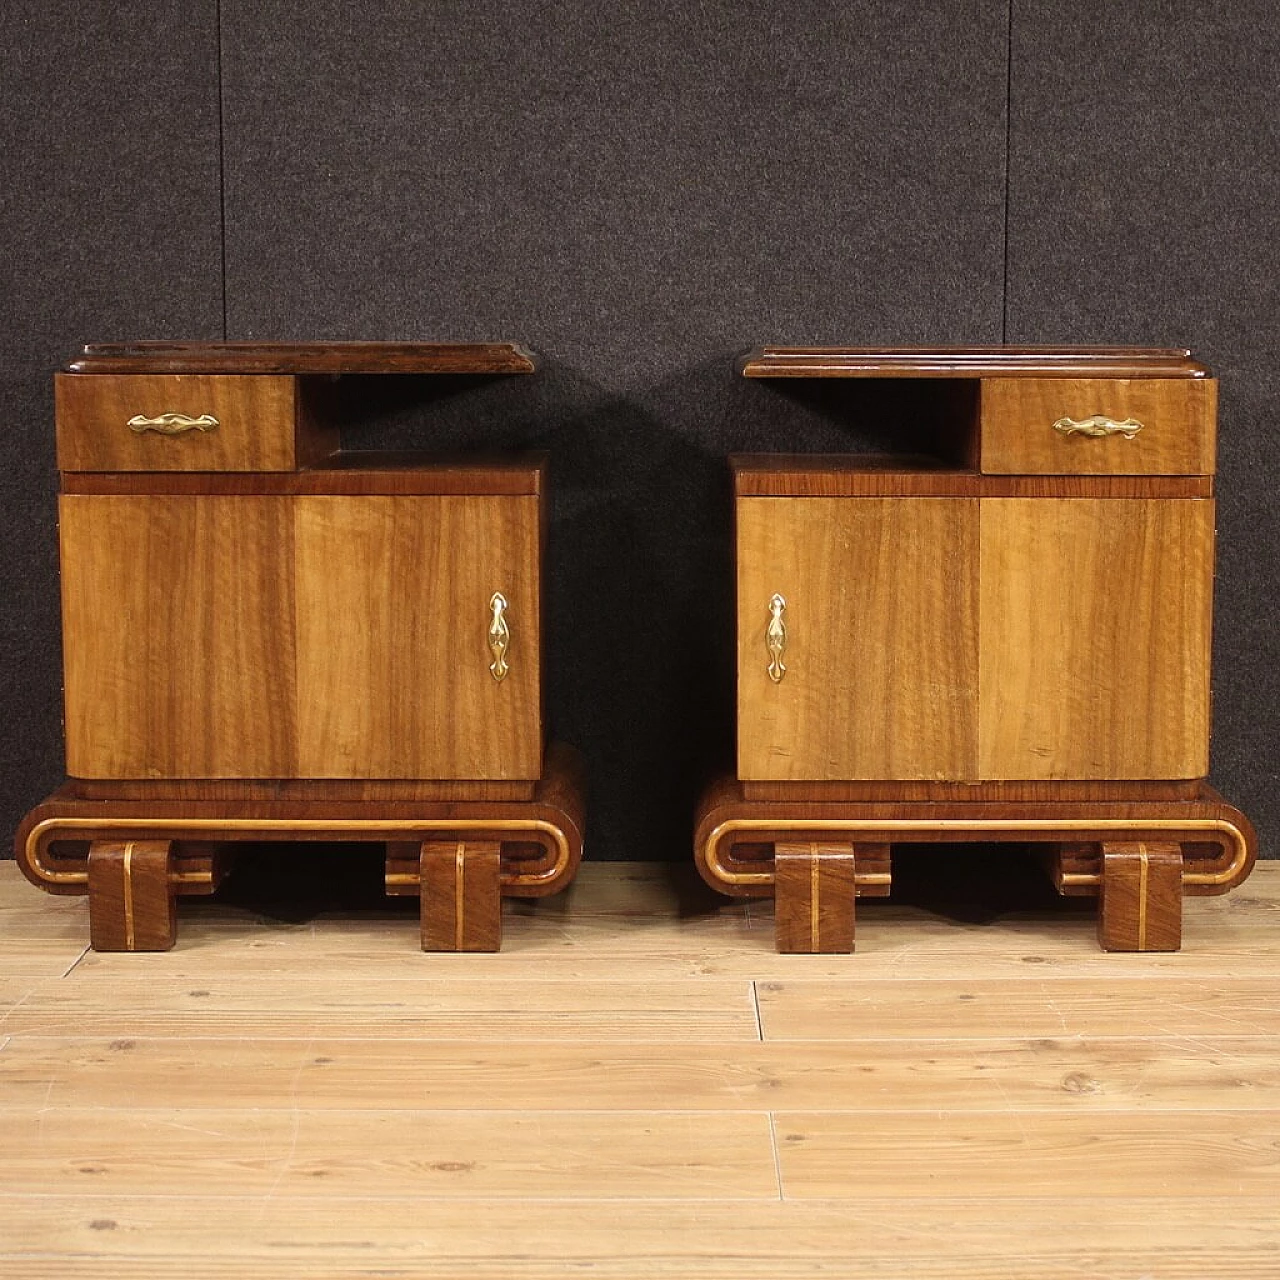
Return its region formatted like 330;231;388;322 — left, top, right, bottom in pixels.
1;854;1279;1277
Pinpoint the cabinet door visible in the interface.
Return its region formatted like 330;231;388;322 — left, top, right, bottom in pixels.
737;497;979;780
294;495;542;780
61;495;299;778
978;498;1213;779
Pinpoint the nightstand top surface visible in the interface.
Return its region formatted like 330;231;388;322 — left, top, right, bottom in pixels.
742;347;1210;379
67;342;537;375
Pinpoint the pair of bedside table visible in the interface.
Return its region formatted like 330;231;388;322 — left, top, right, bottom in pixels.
16;343;1256;955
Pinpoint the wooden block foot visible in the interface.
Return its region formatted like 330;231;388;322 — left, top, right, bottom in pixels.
420;841;502;952
87;840;177;951
774;842;856;954
1098;841;1182;952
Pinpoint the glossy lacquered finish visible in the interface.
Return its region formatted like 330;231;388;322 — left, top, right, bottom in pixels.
54;373;336;472
67;340;538;375
20;342;581;952
741;346;1212;379
700;346;1252;954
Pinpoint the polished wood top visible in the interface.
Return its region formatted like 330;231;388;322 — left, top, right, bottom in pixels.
67;342;537;375
741;347;1211;379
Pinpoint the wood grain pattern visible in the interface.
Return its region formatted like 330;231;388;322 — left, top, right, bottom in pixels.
68;341;538;375
774;1110;1280;1198
773;843;857;953
1097;841;1184;951
980;377;1216;474
420;841;502;951
978;498;1213;779
10;1034;1280;1112
60;493;541;781
755;974;1280;1040
730;454;1213;498
61;494;299;779
737;497;979;780
293;495;542;780
55;373;335;472
0;975;760;1041
741;347;1211;379
85;841;175;952
741;778;1204;802
3;859;1280;1276
66;778;536;802
61;456;546;497
0;1105;777;1199
3;1196;1278;1279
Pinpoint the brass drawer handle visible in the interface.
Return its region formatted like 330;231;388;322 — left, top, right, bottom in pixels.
766;594;787;684
488;592;510;683
1052;414;1144;440
127;412;219;436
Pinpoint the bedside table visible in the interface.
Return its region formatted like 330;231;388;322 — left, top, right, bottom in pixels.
695;347;1255;953
17;342;584;952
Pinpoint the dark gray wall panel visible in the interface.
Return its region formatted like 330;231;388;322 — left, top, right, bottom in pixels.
0;4;223;844
1007;2;1279;855
222;0;1008;860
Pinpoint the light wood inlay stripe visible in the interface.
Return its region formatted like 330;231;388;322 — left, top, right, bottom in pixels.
121;841;136;951
455;842;466;951
1138;845;1150;950
809;853;820;952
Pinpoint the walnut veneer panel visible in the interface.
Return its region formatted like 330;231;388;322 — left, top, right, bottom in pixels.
54;374;326;472
980;378;1216;475
978;498;1213;780
294;495;542;780
737;497;978;781
61;495;298;778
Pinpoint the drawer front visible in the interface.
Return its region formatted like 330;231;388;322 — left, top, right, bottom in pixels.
56;373;301;471
980;378;1216;475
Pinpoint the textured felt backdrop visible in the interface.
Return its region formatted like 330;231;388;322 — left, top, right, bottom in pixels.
2;1;1275;864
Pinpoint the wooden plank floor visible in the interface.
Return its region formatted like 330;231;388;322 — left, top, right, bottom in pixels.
2;857;1279;1277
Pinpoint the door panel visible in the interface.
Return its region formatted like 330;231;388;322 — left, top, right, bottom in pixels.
61;495;298;778
978;498;1213;779
294;495;542;779
737;497;979;780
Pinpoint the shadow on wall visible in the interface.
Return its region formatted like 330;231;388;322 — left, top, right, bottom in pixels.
335;353;906;862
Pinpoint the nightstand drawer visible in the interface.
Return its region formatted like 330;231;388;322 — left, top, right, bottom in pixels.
55;373;330;472
980;377;1216;475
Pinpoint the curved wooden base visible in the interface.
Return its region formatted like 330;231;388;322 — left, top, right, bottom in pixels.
15;743;585;953
694;776;1257;954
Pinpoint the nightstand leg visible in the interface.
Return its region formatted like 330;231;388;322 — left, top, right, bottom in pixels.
1097;841;1183;952
774;842;857;953
420;841;503;952
87;840;177;951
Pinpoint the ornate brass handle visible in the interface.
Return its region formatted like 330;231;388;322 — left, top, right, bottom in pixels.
488;592;510;683
766;594;787;684
1052;414;1143;440
127;412;219;436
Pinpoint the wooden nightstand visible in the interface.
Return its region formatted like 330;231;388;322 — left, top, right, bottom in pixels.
695;347;1255;953
17;342;584;951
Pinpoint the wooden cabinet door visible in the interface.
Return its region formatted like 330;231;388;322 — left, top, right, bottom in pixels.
978;498;1213;779
62;493;542;781
294;495;542;780
61;495;299;778
737;497;979;780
